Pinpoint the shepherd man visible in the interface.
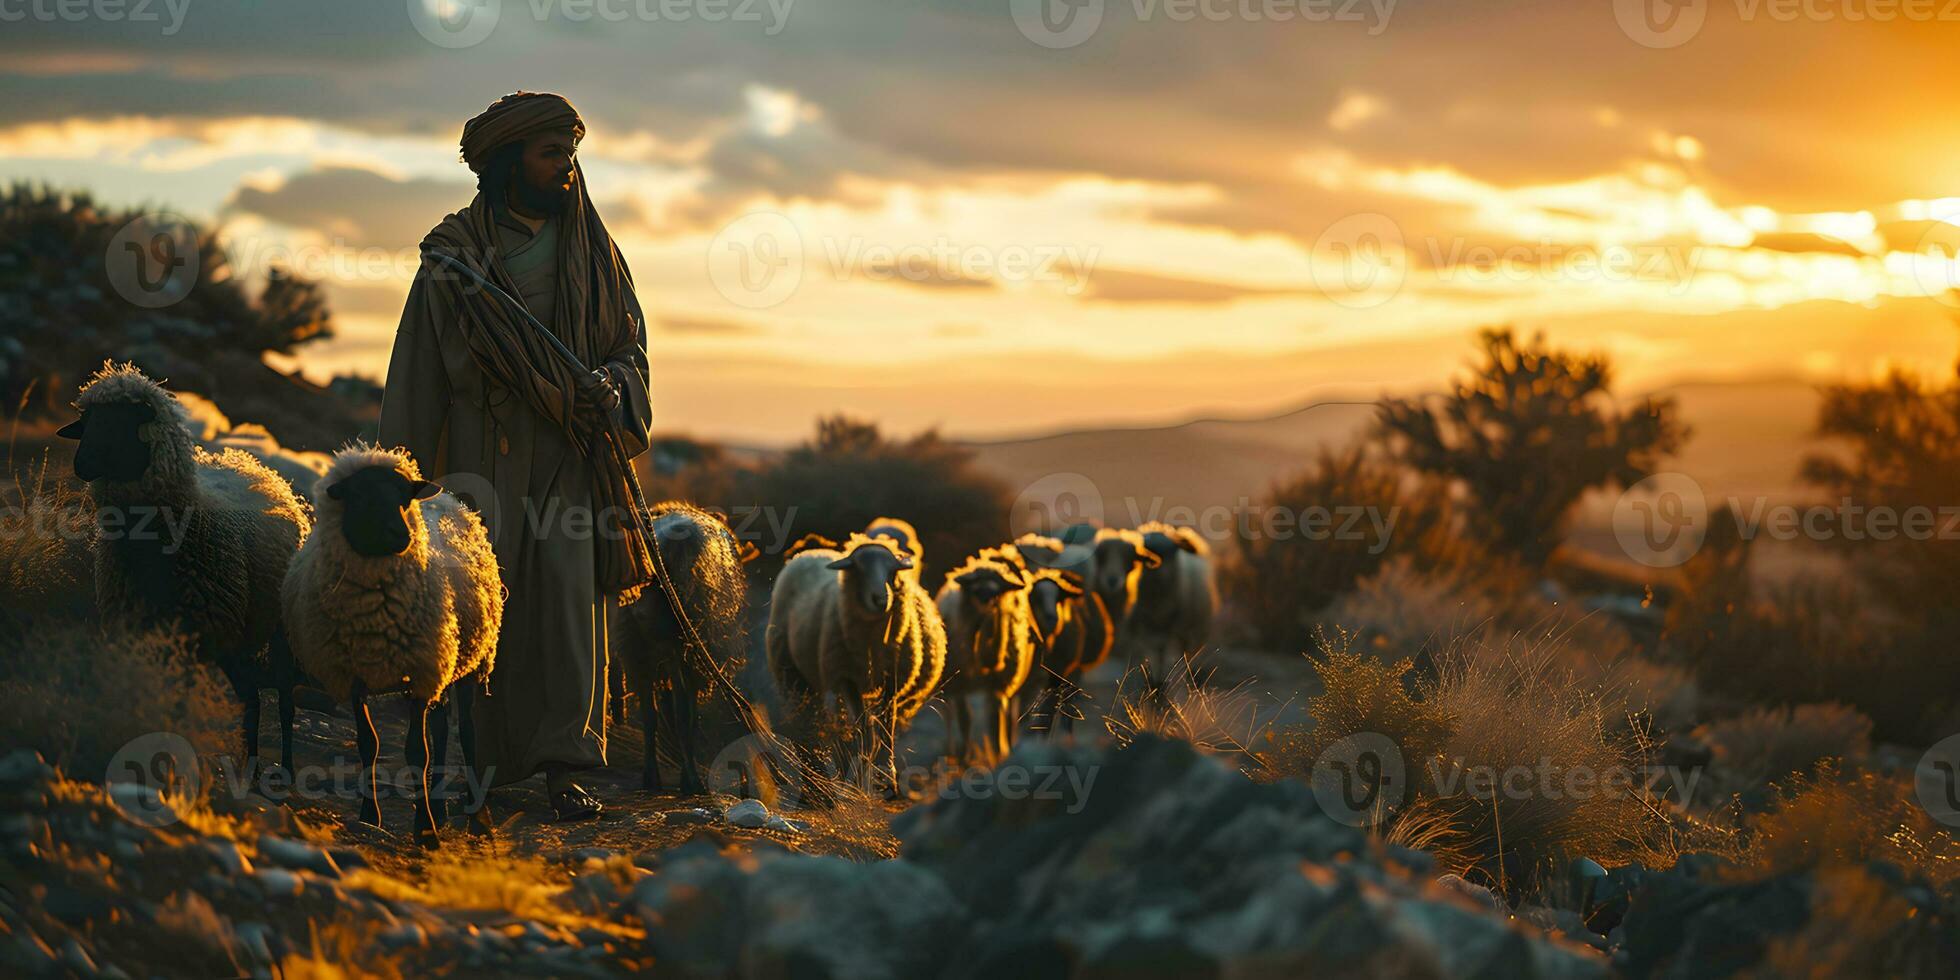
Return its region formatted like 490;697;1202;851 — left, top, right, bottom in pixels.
380;91;655;823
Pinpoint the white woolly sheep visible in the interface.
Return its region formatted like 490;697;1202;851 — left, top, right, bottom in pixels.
616;501;756;796
935;550;1046;765
1117;522;1218;700
58;363;311;777
280;444;502;845
176;391;333;502
766;534;946;797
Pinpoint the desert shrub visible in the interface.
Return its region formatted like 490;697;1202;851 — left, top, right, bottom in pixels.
1327;557;1693;733
735;415;1012;579
1689;703;1873;809
1219;444;1466;651
0;451;95;629
0;622;233;777
1378;327;1687;567
1663;510;1940;740
1733;763;1960;887
1272;631;1663;899
1752;864;1960;980
0;184;368;448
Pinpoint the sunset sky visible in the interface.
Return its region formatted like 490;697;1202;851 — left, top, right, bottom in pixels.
5;1;1960;442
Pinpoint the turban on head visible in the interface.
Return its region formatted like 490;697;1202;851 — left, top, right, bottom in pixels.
460;91;586;175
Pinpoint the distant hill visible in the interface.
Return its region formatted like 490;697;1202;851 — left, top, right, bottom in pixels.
966;377;1830;556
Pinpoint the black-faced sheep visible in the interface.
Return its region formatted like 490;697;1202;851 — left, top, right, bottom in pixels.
1118;522;1218;699
766;534;945;796
57;363;310;777
1087;527;1163;628
616;501;756;796
935;551;1043;765
862;516;923;586
280;445;502;846
988;535;1112;736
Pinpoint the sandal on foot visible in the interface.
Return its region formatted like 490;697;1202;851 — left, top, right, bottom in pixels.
550;786;603;822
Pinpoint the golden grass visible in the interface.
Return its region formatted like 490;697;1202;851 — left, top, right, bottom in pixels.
0;450;95;624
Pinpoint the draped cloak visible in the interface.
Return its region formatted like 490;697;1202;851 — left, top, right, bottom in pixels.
380;207;653;785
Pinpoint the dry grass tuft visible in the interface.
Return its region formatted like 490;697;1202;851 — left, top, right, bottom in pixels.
1104;659;1270;771
1730;762;1960;886
0;451;95;625
0;621;234;777
1690;703;1874;808
1272;629;1667;899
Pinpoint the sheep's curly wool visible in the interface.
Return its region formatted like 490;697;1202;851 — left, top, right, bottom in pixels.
617;501;749;698
281;445;502;704
77;363;309;666
936;551;1037;704
767;534;945;730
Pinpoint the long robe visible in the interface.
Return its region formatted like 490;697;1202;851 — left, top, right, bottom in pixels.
380;210;653;786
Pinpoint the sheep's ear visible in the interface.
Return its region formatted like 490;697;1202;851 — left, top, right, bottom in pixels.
56;417;85;439
1053;574;1085;597
410;480;441;499
735;540;762;565
325;480;347;501
893;554;915;571
826;555;854;570
1138;548;1163;569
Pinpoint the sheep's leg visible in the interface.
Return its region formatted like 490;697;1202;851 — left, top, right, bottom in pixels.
406;705;438;848
269;628;298;774
991;692;1014;765
638;683;664;794
352;684;381;827
671;676;706;796
456;681;491;832
426;696;452;828
222;663;262;786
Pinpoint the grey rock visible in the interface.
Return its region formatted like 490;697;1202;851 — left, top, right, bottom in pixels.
207;840;253;876
234;922;275;964
662;808;716;826
253;867;303;898
724;798;770;828
257;835;340;877
379;924;427;950
0;748;51;787
633;838;962;979
1435;873;1505;914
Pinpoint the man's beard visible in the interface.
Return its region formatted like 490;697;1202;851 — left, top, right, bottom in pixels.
511;175;570;215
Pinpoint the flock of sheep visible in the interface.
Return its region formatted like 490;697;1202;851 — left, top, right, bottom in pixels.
54;363;1219;845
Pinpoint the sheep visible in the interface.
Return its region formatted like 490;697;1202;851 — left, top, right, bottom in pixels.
862;516;923;586
1086;527;1164;628
280;444;502;846
935;551;1044;765
766;533;945;797
57;363;310;778
615;501;756;796
989;535;1110;736
177;391;332;502
1117;522;1218;700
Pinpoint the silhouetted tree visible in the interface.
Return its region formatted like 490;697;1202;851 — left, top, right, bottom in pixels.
0;184;366;447
1377;328;1687;567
